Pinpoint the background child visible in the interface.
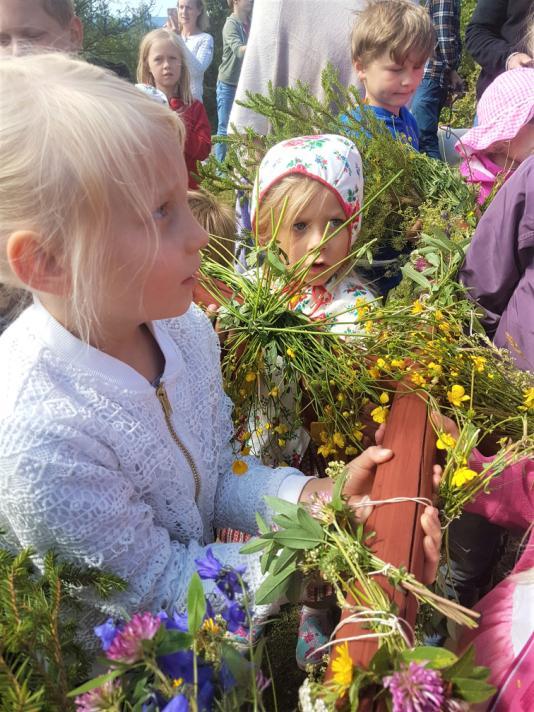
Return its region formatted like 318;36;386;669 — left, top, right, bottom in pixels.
342;0;435;149
455;67;534;205
0;54;441;646
0;0;83;56
137;28;211;189
249;134;376;667
188;188;236;267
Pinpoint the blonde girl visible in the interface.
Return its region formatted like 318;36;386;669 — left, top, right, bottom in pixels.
137;28;211;188
0;54;441;641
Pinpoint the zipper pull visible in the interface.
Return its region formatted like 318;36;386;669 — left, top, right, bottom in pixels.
156;382;173;419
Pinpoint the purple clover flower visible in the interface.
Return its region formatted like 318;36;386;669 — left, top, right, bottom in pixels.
106;612;161;664
75;679;121;711
414;256;430;272
383;662;445;712
194;548;246;600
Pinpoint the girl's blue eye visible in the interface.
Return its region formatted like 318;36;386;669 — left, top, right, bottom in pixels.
292;221;307;232
329;218;344;229
153;203;169;220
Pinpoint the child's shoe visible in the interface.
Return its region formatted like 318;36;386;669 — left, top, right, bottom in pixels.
296;606;333;670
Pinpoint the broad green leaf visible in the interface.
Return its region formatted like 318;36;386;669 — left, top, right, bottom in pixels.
273;528;323;549
443;644;475;680
255;561;298;604
285;570;304;603
266;248;287;275
260;541;280;573
452;677;496;703
264;495;300;519
240;537;272;555
402;263;432;290
187;572;206;635
296;506;325;539
68;667;124;697
256;511;270;535
400;646;457;669
272;547;299;576
156;631;193;656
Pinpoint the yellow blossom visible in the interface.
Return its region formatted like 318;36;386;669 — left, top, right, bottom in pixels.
331;642;353;691
451;466;478;488
524;388;534;410
286;347;296;359
364;320;373;334
245;371;257;383
172;678;184;689
337;392;346;403
345;446;358;455
447;384;470;407
411;300;423;315
436;432;456;450
391;358;405;369
202;618;221;635
434;310;444;321
264;423;271;430
410;372;427;387
371;405;389;424
240;446;251;456
368;367;380;379
277;439;286;448
317;444;334;458
472;356;487;373
352;428;364;442
239;431;251;442
427;362;443;376
379;392;390;404
342;410;350;418
274;423;288;435
269;386;279;397
232;460;249;476
376;358;386;369
333;432;345;448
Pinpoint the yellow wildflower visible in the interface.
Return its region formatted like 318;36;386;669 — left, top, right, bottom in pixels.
264;423;271;430
411;300;423;315
391;358;405;369
524;388;534;410
202;618;221;635
232;460;249;476
345;446;358;455
472;356;487;373
371;405;389;424
274;423;288;435
451;466;478;488
368;367;380;379
427;362;443;376
333;432;345;448
240;446;251;456
364;320;373;334
434;310;444;321
277;439;286;448
245;371;257;383
410;372;427;387
286;347;296;359
331;642;353;691
269;386;279;397
352;428;364;442
317;444;333;458
337;392;346;402
342;410;350;418
239;431;251;441
172;678;184;689
379;392;390;404
447;384;470;407
436;432;456;450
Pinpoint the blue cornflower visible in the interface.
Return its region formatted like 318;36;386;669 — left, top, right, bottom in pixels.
94;618;120;651
195;548;246;600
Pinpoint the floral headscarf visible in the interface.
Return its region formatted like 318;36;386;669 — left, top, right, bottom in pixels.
250;134;364;245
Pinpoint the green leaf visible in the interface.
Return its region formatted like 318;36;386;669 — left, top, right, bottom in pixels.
263;495;300;519
240;537;272;555
255;511;270;535
187;572;206;636
272;547;299;576
272;528;323;549
369;645;394;675
156;631;193;656
443;644;475;680
68;667;124;697
285;570;304;603
296;506;325;539
260;541;281;573
402;263;432;290
221;643;251;685
452;677;496;703
266;248;287;275
400;646;457;669
255;561;298;604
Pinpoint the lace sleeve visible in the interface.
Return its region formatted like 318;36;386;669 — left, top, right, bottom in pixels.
186;33;214;74
0;425;267;618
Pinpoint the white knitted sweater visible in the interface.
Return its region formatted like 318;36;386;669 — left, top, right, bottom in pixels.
0;301;308;619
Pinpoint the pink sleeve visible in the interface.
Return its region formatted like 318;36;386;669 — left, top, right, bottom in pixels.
464;451;534;532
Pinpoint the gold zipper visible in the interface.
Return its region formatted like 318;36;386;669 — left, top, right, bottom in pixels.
155;382;201;501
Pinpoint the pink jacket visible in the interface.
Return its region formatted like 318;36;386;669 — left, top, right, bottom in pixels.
462;453;534;711
459;153;514;205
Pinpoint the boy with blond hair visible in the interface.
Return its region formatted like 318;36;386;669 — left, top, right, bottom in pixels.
188;189;237;267
0;0;83;55
342;0;435;149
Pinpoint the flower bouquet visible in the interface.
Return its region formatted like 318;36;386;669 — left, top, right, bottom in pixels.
70;551;270;712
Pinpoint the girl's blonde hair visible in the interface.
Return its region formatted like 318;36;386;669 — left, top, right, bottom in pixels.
137;29;193;105
178;0;210;32
0;53;185;341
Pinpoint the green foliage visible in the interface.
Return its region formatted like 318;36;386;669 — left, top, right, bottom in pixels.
75;0;154;79
0;544;125;711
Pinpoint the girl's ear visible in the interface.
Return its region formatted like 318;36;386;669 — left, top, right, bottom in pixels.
353;59;366;82
6;231;69;296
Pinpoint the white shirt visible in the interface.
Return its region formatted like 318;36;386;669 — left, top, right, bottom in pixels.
0;301;308;622
182;32;214;102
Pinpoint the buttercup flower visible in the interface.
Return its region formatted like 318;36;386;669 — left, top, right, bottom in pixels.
383;662;445;711
524;387;534;410
436;432;456;450
106;612;161;664
371;405;389;424
232;460;249;475
331;642;353;691
447;385;470;407
379;392;389;404
411;300;424;315
286;347;296;359
451;466;478;488
245;371;257;383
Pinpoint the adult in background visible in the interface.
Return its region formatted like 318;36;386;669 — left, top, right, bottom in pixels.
166;0;213;102
215;0;253;161
466;0;533;100
228;0;365;135
411;0;464;160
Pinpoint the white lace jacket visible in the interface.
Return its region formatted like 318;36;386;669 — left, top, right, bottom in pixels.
0;302;308;619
